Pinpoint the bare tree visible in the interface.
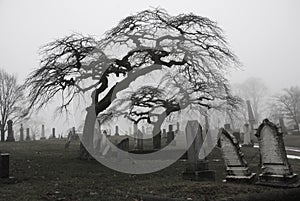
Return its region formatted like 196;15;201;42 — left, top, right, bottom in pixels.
24;8;240;157
275;86;300;131
0;69;24;141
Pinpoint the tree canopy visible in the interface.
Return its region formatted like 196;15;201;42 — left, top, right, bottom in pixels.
25;8;241;140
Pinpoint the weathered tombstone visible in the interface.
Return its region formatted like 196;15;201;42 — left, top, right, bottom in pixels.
6;120;15;142
52;128;56;139
25;128;31;141
166;125;175;144
19;124;24;141
182;120;215;181
40;124;46;140
0;153;16;183
153;130;161;149
115;125;119;136
218;128;256;183
256;119;300;187
117;138;129;151
242;123;253;147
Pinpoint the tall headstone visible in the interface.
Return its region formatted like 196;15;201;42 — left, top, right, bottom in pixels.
19;124;24;141
218;128;256;183
52;128;56;139
115;125;119;136
40;124;46;140
246;100;256;143
256;119;300;187
25;128;31;141
166;125;175;144
182;120;215;181
6;120;15;142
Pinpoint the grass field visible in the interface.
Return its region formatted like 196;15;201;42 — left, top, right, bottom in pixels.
0;140;300;201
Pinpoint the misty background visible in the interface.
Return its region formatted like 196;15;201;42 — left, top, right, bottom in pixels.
0;0;299;138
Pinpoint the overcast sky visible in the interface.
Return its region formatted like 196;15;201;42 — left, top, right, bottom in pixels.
0;0;299;135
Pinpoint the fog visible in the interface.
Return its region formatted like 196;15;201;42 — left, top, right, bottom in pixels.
0;0;299;136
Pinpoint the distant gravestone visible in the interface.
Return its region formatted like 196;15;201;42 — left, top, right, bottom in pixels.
246;100;256;142
136;129;143;150
19;124;24;141
115;125;119;136
256;119;300;187
218;128;255;183
6;120;15;142
25;128;31;141
117;138;129;151
40;125;46;140
52;128;56;139
162;129;167;138
152;129;161;149
182;120;215;181
242;123;253;147
166;125;175;144
279;117;288;135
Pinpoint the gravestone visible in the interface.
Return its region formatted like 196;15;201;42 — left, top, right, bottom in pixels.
166;125;175;144
52;128;56;138
6;120;15;142
242;123;253;147
0;153;16;184
256;119;300;187
136;129;143;150
182;120;215;181
162;129;167;138
279;117;288;135
152;129;161;149
40;125;46;140
246;100;256;142
218;128;256;183
115;125;119;136
19;124;24;141
117;138;129;151
25;128;31;141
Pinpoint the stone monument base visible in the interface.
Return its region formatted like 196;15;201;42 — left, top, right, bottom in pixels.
256;173;300;188
182;170;216;181
225;173;256;183
0;176;17;184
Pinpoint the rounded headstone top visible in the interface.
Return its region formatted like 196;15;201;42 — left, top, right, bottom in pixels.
7;119;13;124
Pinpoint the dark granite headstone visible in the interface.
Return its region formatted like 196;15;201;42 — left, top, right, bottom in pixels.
6;120;15;142
19;124;24;141
52;128;56;138
218;128;255;183
25;128;31;141
256;119;300;187
115;125;119;136
166;125;174;144
0;153;16;183
182;120;215;181
40;124;46;140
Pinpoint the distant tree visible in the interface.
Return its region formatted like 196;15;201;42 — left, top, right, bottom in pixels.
0;69;24;141
233;77;268;123
275;86;300;130
24;8;240;158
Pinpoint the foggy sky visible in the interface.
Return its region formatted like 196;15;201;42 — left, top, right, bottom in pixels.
0;0;299;136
